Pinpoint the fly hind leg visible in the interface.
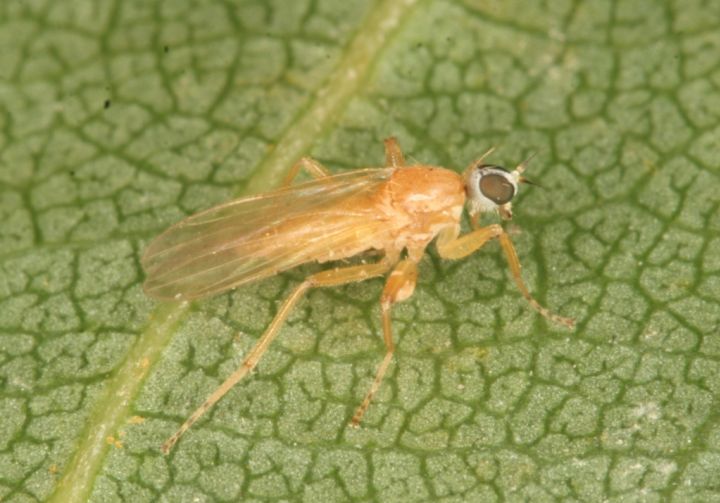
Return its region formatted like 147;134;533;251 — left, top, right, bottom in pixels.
161;260;393;454
281;157;332;186
350;258;418;426
285;137;406;189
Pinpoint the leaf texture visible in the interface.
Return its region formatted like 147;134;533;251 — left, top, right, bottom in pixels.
0;0;718;501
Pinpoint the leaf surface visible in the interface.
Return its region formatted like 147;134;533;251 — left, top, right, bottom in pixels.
0;0;719;501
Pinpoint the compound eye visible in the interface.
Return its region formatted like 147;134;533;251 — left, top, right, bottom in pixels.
479;172;515;205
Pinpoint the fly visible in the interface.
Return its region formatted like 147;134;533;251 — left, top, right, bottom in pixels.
142;137;575;454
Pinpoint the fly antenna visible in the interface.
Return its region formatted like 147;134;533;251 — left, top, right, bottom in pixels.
464;144;500;178
515;151;537;174
515;151;545;188
519;176;544;189
478;145;497;164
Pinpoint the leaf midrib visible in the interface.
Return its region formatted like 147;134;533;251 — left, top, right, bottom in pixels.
49;0;422;501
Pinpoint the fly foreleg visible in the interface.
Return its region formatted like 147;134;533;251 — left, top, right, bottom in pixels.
436;225;575;328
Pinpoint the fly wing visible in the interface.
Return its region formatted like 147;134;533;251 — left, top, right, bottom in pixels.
142;168;395;300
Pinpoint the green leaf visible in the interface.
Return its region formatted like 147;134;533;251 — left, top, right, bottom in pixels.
1;0;719;501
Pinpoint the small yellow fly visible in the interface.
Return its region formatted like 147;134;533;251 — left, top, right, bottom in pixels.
143;137;574;454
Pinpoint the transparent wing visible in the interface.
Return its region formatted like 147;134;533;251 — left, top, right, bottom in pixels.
142;168;395;300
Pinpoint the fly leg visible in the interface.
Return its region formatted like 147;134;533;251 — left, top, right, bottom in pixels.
281;157;332;186
384;137;406;167
285;137;405;188
350;258;418;426
437;225;575;328
161;260;393;454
